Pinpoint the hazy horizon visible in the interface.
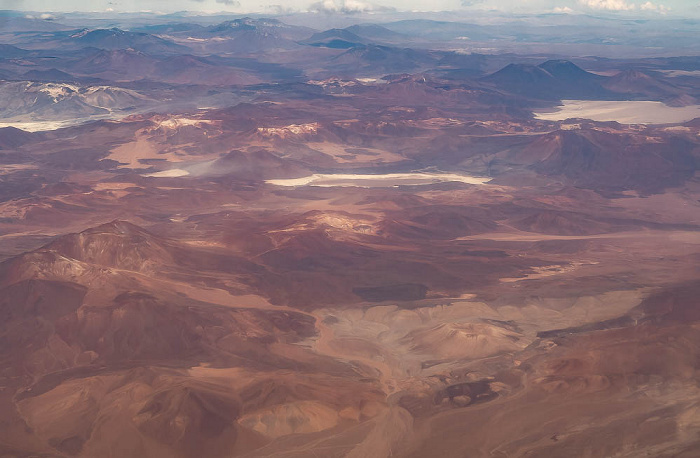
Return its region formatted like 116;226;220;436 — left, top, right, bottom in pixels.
3;0;700;17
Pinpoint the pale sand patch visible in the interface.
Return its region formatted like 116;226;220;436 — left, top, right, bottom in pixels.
108;136;165;168
310;299;526;395
92;182;139;198
181;240;228;248
142;169;190;178
238;401;339;438
257;122;319;137
267;172;491;187
93;183;140;191
309;289;645;397
458;229;700;242
499;261;598;283
0;164;38;174
534;100;700;124
154;117;214;130
496;289;646;332
0;119;90;132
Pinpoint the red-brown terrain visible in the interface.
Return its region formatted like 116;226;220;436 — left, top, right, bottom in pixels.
1;9;700;458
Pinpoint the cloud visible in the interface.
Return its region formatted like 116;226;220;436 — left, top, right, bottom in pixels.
640;1;669;12
578;0;636;10
25;13;57;20
190;0;241;6
266;4;297;14
461;0;486;6
552;6;574;13
308;0;393;14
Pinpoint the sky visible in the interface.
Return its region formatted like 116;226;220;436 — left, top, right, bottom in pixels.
3;0;699;16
